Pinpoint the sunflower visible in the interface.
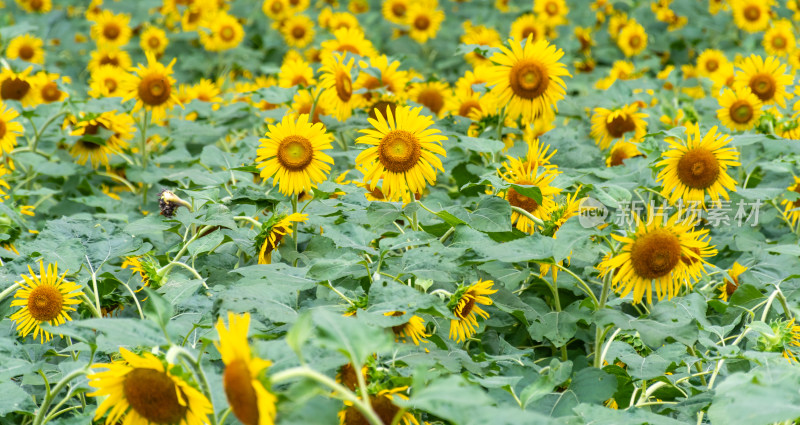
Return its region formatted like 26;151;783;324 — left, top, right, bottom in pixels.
382;0;410;24
406;81;452;118
355;105;447;202
384;311;428;345
598;208;716;304
616;20;647;57
448;279;497;343
356;55;410;99
280;14;315;48
781;176;800;228
89;65;129;98
455;65;493;96
461;23;502;67
763;20;795;57
590;104;649;150
321;27;378;58
731;0;772;33
88;46;133;72
718;262;747;302
656;126;740;208
279;57;316;88
338;387;420;425
326;11;361;32
200;12;245;52
405;3;444;44
139;25;169;55
291;89;329;123
6;34;45;64
256;114;334;196
716;87;762;132
534;0;569;27
189;79;223;103
216;312;277;425
262;0;289;20
0;101;25;156
606;140;643;167
349;0;368;13
487;36;570;123
181;0;220;32
695;49;729;78
735;55;794;108
122;255;164;290
255;212;308;264
87;347;213;425
0;67;40;107
510;14;547;45
0;165;10;197
336;363;367;391
319;53;362;121
446;88;493;120
122;52;181;122
497;155;561;233
8;261;81;344
90;10;132;47
17;0;53;13
33;71;68;104
68;111;135;168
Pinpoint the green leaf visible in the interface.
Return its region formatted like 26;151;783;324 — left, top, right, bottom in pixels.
310;309;393;364
446;196;511;233
142;287;174;331
400;375;494;423
519;359;572;407
0;381;34;416
708;364;800;425
569;368;618;404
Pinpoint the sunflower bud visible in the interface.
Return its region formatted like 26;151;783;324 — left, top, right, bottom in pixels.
158;189;191;217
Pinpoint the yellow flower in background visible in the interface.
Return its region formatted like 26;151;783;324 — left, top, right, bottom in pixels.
88;348;213;425
16;0;53;13
201;12;245;52
280;14;315;48
6;34;45;64
606;139;643;167
255;213;309;264
448;279;497;343
256;114;334;196
384;311;429;345
590;104;649;150
616;20;647;57
781;176;800;228
406;81;452;118
90;10;132;47
33;71;68;104
718;262;747;302
0;67;40;107
9;261;82;343
733;55;793;109
357;54;410;98
695;49;729;78
189;78;223;103
0;101;25;156
534;0;569;27
320;27;378;58
262;0;289;20
731;0;772;33
67;111;135;168
497;155;561;233
461;22;502;67
139;25;169;55
0;164;10;197
488;36;570;123
216;312;277;425
88;65;130;98
597;208;717;304
716;87;762;132
382;0;410;24
122;52;181;121
656;126;740;208
291;88;329;123
279;57;316;88
319;52;362;121
338;387;420;425
763;20;795;57
88;46;133;72
405;3;444;43
446;88;493;120
355;105;447;202
510;14;547;45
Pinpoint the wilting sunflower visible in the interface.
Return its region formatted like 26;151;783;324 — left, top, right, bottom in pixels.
6;34;45;64
656;125;740;207
405;3;444;44
763;20;795;57
510;14;548;45
68;111;135;168
9;261;82;344
716;87;762;132
0;67;40;107
122;52;181;122
0;101;25;155
88;46;133;72
320;27;378;58
319;53;362;121
448;279;497;343
733;55;794;108
597;208;716;304
355;105;447;202
781;176;800;228
406;81;452;118
590;103;649;150
88;65;129;98
256;113;334;196
606;140;643;167
497;155;561;233
279;57;316;88
718;262;747;302
695;49;729;78
200;12;245;52
616;20;647;57
139;25;169;55
90;10;132;47
254;212;308;264
280;14;315;48
384;311;428;345
88;347;213;425
488;36;570;123
216;312;277;425
339;387;420;425
731;0;773;33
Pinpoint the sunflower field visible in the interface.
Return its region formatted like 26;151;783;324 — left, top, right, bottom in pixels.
3;0;800;424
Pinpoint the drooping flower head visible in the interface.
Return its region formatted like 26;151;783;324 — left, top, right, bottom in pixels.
384;311;429;345
448;279;497;343
497;155;561;234
255;212;309;264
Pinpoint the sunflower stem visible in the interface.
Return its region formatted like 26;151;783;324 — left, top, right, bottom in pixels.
233;215;261;228
593;272;614;368
308;89;324;126
217;408;232;425
292;193;299;253
85;255;103;319
29;110;68;155
172;346;218;425
159;225;214;277
31;368;88;425
271;367;384;425
79;292;103;319
0;282;20;303
139;110;150;209
551;263;599;307
510;206;545;227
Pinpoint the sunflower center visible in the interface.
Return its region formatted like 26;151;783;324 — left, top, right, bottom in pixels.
743;5;760;22
0;120;6;138
277;135;314;171
457;296;476;319
224;358;260;425
507;179;539;212
749;74;776;101
338;363;360;391
630;229;682;279
103;23;121;40
545;2;558;15
414;15;430;31
681;246;702;266
508;59;549;100
705;59;719;73
41;82;61;102
99;56;119;66
335;71;353;102
729;100;753;124
392;3;406;18
138;74;172;106
220;25;236;42
104;78;118;92
793;186;800;207
676;148;720;190
291;75;309;86
26;285;63;321
369;100;396;120
378;130;421;173
417;88;444;114
605;114;636;138
521;27;538;40
772;35;787;49
628;35;642;48
30;0;44;9
373;395;402;424
123;368;188;424
458;100;482;117
19;45;35;60
1;77;31;101
148;36;161;49
292;26;306;39
609;147;631;166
